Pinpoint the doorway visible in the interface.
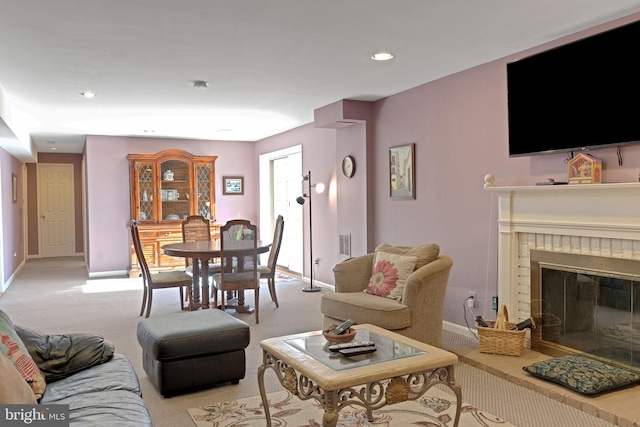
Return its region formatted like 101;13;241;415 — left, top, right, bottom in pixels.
259;146;302;274
37;164;76;257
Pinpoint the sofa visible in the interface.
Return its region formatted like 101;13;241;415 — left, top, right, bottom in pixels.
0;309;153;426
320;243;453;348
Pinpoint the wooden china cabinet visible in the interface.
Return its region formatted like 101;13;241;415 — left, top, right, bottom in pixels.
128;149;219;277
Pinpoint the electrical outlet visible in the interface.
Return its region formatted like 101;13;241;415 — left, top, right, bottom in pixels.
314;258;320;265
467;291;476;308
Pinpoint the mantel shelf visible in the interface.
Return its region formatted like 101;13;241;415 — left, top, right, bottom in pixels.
484;182;640;193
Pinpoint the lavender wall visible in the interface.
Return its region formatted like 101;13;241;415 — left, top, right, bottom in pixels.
254;123;341;285
255;13;640;327
84;135;258;274
1;147;24;285
366;14;640;326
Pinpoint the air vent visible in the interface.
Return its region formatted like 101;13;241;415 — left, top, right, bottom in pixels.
339;234;351;257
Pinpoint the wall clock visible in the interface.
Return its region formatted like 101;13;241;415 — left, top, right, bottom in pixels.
342;155;356;178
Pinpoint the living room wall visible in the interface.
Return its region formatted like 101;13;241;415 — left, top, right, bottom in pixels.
84;135;258;274
370;14;640;326
0;147;24;289
255;13;640;328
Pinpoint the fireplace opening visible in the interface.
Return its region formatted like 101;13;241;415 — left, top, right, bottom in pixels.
530;250;640;372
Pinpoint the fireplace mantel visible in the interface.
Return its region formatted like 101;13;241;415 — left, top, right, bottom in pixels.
485;182;640;321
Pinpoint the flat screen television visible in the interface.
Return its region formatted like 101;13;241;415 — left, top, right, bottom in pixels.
507;19;640;157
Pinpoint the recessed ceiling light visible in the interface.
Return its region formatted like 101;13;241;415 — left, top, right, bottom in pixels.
193;80;208;89
371;52;394;61
81;91;96;98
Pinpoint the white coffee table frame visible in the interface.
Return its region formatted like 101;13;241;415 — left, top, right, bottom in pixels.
257;324;462;427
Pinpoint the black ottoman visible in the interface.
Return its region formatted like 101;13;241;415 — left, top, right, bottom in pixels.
136;309;250;397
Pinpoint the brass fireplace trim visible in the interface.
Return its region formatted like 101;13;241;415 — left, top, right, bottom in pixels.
530;250;640;367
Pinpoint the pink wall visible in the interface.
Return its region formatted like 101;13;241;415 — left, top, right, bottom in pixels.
1;147;24;285
368;14;640;325
255;123;340;284
255;13;640;327
84;135;258;273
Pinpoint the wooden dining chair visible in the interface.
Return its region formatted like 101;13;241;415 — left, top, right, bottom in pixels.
212;219;260;323
181;215;222;275
131;222;193;318
254;215;284;307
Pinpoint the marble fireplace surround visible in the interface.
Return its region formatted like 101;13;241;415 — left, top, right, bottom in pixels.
485;183;640;327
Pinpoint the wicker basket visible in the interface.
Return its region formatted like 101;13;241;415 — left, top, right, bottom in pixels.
477;305;526;356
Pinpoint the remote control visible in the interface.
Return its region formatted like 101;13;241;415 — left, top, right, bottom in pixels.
328;319;355;335
339;346;377;357
328;341;375;352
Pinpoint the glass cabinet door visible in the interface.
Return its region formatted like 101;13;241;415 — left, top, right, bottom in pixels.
195;163;214;220
159;159;190;221
135;162;155;222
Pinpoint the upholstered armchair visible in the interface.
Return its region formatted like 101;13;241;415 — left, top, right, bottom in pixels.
320;243;453;348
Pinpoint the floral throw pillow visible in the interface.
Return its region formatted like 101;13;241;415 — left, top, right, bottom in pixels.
365;251;417;302
0;310;46;400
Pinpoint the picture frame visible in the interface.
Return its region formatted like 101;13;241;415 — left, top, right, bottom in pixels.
389;143;415;200
12;173;17;203
223;176;244;195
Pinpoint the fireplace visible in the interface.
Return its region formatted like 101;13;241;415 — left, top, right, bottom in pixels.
530;249;640;371
486;182;640;368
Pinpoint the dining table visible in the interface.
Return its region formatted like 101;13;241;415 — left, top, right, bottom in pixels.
162;239;271;311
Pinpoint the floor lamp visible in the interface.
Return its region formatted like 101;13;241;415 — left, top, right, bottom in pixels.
296;171;320;292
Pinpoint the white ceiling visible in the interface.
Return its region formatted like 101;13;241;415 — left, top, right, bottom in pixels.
1;1;640;156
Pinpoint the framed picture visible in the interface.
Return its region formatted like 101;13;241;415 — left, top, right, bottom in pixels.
389;143;415;200
12;173;17;203
223;176;244;195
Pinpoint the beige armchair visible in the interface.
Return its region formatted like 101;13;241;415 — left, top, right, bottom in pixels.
320;244;452;348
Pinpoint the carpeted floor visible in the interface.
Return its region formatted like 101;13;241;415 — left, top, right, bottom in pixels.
0;257;622;427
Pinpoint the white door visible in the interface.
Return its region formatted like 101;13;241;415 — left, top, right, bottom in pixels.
272;153;302;272
259;146;302;274
38;164;75;257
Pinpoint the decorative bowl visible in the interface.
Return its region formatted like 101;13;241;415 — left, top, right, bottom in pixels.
165;214;180;220
323;326;356;343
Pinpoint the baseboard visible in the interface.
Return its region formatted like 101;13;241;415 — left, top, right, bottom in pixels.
443;320;478;340
88;270;129;278
1;259;25;292
298;276;334;291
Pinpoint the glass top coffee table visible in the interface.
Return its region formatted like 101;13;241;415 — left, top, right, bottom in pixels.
257;324;461;427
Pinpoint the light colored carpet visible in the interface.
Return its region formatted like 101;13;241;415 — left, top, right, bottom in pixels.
0;257;620;427
188;387;513;427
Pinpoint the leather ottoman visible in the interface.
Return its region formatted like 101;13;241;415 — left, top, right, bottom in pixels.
136;309;250;397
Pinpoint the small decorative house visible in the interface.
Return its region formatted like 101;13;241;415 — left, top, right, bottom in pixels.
568;153;602;184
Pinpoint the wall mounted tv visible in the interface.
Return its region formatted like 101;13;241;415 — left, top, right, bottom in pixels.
507;20;640;157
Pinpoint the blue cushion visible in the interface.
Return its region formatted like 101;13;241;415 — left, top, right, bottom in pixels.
523;355;640;395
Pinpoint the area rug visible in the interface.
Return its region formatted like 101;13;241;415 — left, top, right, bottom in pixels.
275;272;298;282
188;387;514;427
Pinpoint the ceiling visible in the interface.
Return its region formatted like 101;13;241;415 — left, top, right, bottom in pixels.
1;1;640;158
